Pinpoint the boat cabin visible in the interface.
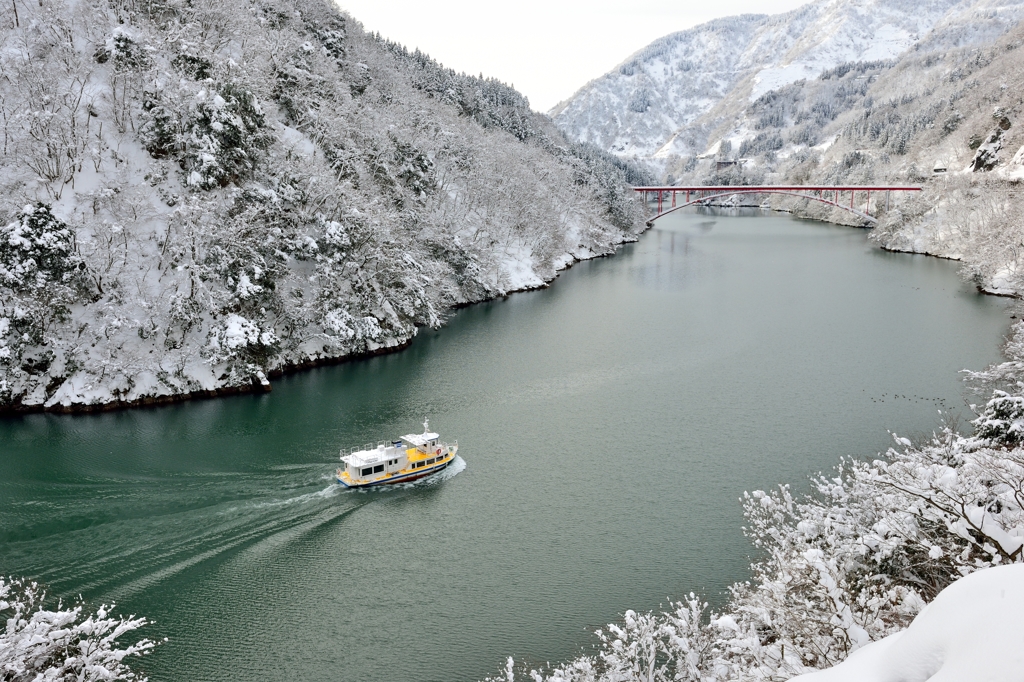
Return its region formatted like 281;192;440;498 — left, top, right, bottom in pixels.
340;441;408;481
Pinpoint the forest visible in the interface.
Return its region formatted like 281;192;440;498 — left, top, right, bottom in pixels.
0;0;649;412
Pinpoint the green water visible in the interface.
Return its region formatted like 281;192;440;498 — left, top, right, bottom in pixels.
0;210;1012;681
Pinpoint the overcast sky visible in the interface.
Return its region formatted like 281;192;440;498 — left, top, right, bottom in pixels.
335;0;808;113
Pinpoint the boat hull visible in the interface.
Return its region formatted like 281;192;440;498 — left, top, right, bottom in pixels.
336;458;452;488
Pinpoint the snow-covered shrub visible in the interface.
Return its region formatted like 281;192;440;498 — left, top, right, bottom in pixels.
0;576;156;681
972;390;1024;446
392;136;435;197
205;313;279;367
942;111;964;135
322;308;383;342
202;182;309;313
307;15;348;64
171;54;213;81
183;84;272;189
165;292;203;349
139;97;179;159
0;204;86;293
0;317;11;364
109;30;151;71
627;87;652;113
95;29;150;69
348;62;372;97
271;42;332;126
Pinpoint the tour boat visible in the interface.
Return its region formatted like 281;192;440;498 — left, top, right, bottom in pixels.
336;420;457;488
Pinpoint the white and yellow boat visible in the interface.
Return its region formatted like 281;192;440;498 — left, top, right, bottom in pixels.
336;420;457;488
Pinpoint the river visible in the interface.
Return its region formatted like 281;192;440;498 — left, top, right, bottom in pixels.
0;209;1012;681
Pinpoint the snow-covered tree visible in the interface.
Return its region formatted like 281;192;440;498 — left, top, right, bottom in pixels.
0;576;156;681
0;203;87;293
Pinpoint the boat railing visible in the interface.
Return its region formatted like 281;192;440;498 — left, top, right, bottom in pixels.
348;439;455;456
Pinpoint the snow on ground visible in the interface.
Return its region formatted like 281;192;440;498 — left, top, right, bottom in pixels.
793;564;1024;682
750;63;821;100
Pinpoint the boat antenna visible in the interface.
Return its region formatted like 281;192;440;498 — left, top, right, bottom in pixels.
423;418;429;433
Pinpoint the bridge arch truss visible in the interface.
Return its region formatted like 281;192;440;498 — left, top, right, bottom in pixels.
634;186;922;225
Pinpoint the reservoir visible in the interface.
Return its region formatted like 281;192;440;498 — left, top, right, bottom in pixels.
0;209;1012;681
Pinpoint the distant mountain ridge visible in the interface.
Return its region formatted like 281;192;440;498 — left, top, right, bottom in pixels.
552;0;1024;162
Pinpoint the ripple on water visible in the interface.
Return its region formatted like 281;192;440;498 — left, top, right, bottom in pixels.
0;210;1012;682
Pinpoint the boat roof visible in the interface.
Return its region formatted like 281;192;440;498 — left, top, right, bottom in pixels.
402;432;439;447
341;445;394;466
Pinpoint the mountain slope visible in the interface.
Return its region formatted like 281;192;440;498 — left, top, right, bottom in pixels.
553;0;1024;163
0;0;650;412
646;13;1024;297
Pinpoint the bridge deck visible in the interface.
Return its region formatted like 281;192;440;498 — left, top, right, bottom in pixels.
633;185;922;225
633;185;923;192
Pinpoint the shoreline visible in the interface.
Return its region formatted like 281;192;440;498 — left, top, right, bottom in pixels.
0;242;634;418
685;200;1021;299
7;203;1013;419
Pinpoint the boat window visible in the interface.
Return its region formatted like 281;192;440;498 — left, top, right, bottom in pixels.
373;464;384;474
426;458;435;465
361;467;372;476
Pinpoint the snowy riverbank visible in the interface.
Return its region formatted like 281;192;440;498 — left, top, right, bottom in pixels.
1;233;639;415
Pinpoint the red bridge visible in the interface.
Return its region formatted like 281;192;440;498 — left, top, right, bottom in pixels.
634;185;923;225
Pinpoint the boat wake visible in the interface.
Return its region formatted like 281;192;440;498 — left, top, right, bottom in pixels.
244;482;344;510
3;453;466;605
420;454;466;486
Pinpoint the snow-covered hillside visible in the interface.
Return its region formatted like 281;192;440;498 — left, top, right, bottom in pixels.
793;563;1024;681
555;0;1024;299
641;15;1024;298
0;0;651;412
553;0;1024;162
